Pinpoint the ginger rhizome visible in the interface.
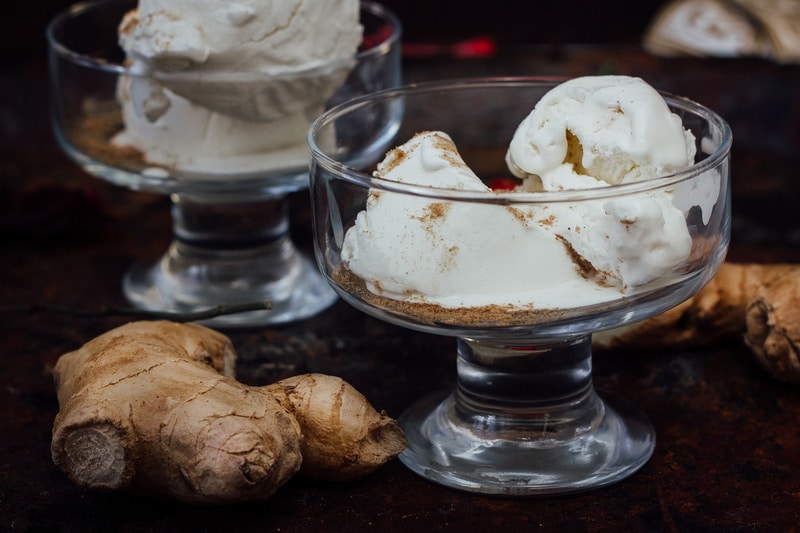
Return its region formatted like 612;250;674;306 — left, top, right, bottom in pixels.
594;262;800;384
51;321;406;504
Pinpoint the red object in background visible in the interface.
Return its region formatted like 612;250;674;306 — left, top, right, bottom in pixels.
403;36;498;58
360;24;397;52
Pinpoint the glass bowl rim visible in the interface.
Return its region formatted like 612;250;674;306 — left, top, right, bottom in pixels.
308;76;733;204
45;0;402;81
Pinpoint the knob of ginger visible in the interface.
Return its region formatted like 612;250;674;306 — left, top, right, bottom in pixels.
593;262;800;385
51;321;406;504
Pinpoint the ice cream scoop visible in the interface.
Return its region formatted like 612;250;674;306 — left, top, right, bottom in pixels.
113;0;363;174
506;75;696;189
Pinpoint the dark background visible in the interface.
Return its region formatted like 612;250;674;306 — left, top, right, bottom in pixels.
8;1;669;63
4;2;800;531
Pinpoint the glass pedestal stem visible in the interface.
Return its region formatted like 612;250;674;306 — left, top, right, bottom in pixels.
124;192;337;327
398;335;655;495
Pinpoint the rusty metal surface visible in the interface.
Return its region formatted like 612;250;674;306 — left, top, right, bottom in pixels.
2;47;800;531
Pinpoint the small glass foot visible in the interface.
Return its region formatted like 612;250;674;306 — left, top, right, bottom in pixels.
399;391;654;495
123;193;337;327
124;253;337;327
397;336;655;495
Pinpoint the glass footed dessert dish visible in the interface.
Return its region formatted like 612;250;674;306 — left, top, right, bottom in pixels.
308;78;732;494
47;0;402;326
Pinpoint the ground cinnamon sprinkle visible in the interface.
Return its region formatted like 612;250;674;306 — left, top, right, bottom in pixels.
66;103;150;171
332;264;567;327
430;131;468;169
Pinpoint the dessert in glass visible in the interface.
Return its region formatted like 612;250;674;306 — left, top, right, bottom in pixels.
308;77;731;494
47;0;401;326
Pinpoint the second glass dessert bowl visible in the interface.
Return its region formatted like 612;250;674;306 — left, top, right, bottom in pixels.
309;78;732;495
47;0;401;326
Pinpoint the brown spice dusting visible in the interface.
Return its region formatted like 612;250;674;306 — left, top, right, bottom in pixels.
422;202;449;221
555;234;612;286
380;146;407;174
505;205;532;225
332;264;567;328
65;102;152;171
411;202;451;239
429;132;468;169
538;214;556;227
376;131;471;182
367;190;383;207
439;244;459;272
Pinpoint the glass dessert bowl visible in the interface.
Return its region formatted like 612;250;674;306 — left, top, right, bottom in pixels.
47;0;401;326
308;78;732;494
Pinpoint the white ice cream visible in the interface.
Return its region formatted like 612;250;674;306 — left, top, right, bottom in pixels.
506;75;696;187
341;76;702;310
113;0;362;174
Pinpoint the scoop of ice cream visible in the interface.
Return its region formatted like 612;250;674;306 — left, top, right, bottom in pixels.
506;75;696;188
118;0;362;120
120;0;361;72
113;0;362;173
501;76;697;288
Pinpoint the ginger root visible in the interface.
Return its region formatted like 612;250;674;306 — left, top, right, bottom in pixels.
51;321;406;504
593;262;800;385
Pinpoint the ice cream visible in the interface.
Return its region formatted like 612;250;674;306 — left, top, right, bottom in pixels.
506;75;696;188
340;76;704;311
113;0;363;174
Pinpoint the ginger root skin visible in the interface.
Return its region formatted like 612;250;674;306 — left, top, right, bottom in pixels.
593;262;800;385
265;374;408;481
51;321;406;504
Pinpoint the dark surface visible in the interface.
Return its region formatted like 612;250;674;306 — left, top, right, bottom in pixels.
3;34;800;533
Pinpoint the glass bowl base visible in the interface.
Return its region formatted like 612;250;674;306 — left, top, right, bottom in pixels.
398;390;655;496
123;253;337;327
